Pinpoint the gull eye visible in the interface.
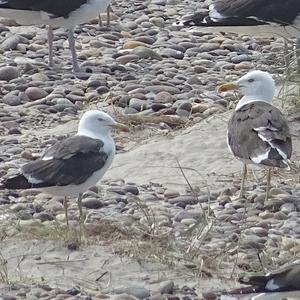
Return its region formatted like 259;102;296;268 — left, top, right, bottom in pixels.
97;117;104;121
248;78;255;83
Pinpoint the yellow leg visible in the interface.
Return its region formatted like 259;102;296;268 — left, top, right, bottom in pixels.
63;197;69;228
99;6;111;27
48;25;54;67
236;164;247;199
265;169;271;202
77;193;84;225
107;5;111;26
98;14;103;27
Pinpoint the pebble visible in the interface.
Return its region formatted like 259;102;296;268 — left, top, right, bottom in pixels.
2;92;22;106
1;35;20;50
113;286;150;299
25;87;48;100
159;280;175;294
0;66;19;81
82;198;103;209
113;294;140;300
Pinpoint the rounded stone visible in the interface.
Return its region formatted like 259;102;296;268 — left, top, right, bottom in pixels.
82;198;103;209
25;87;48;101
0;66;19;81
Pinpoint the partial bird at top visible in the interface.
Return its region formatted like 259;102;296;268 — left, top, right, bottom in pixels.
177;0;300;38
0;0;112;72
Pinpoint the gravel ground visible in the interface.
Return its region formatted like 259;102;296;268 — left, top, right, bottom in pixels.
0;0;300;299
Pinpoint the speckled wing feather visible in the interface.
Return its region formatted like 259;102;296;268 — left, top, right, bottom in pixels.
0;0;89;18
21;135;108;186
227;101;292;168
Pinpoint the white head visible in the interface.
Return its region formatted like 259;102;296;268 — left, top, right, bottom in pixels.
77;110;128;139
236;70;275;101
218;70;276;110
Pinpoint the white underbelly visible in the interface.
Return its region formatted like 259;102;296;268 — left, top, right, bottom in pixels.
0;0;111;28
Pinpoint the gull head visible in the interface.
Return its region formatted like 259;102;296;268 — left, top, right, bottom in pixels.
218;70;276;109
78;110;129;138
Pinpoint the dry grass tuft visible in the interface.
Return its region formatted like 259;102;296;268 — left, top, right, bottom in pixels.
115;113;188;129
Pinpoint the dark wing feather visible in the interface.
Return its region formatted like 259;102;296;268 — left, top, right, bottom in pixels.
239;263;300;291
0;0;88;18
213;0;300;25
228;102;292;168
21;135;109;187
180;0;300;27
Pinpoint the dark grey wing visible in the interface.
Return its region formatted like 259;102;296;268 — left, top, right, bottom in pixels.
181;0;300;27
268;264;300;291
228;102;292;168
0;0;88;18
213;0;300;25
239;263;300;291
21;135;109;186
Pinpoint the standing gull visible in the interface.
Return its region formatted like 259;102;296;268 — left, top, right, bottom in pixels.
177;0;300;63
0;110;128;226
0;0;112;72
218;70;292;200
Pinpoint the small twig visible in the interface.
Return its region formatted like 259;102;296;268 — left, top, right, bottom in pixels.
95;271;108;282
36;258;88;265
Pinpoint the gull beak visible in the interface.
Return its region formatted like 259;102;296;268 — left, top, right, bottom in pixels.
217;82;240;93
111;122;129;132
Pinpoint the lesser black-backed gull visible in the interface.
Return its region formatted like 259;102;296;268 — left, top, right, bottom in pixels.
0;110;128;226
178;0;300;36
239;260;300;293
218;70;292;200
0;0;112;72
177;0;300;62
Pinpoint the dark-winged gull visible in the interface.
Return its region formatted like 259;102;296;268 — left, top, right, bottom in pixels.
0;110;128;226
0;0;112;72
218;70;292;200
239;260;300;293
178;0;300;36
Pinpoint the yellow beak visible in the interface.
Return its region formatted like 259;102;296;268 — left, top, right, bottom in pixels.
111;122;129;132
217;82;240;93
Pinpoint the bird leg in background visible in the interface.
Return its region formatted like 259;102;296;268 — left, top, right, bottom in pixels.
265;168;271;202
48;25;54;67
67;28;80;73
98;5;111;27
77;192;84;227
63;196;69;227
107;5;111;26
237;163;247;199
98;13;103;27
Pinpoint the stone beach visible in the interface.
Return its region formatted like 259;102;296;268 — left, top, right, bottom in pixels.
0;0;300;299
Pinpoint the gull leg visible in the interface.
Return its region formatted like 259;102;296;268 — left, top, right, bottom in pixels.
63;197;69;228
48;25;54;67
236;163;247;199
67;27;80;73
77;192;84;224
107;5;111;26
265;169;271;202
98;14;103;27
